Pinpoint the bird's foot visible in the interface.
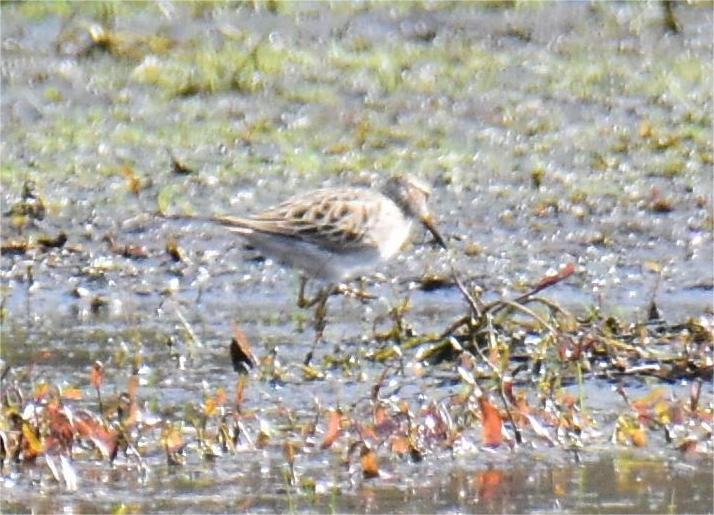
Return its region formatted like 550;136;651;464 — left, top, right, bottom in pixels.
334;283;376;303
297;276;325;309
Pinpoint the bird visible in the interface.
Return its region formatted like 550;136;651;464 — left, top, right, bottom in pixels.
213;174;446;279
163;174;447;363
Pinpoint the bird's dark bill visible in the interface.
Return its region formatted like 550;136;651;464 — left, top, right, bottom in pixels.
420;215;448;249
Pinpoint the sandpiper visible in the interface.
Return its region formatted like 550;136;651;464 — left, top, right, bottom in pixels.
212;174;446;280
166;174;447;362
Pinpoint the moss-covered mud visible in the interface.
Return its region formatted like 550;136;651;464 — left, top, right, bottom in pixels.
1;2;712;513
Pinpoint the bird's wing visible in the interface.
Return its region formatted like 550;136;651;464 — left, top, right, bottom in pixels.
216;188;382;252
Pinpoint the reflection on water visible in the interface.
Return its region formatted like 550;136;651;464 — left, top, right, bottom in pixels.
1;1;713;514
2;452;712;514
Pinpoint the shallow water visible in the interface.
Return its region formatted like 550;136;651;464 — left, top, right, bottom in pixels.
2;451;712;514
1;2;712;513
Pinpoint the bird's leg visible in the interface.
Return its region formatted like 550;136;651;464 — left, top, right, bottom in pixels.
302;278;377;365
302;279;380;365
297;275;323;309
297;275;310;308
304;285;333;366
313;288;330;339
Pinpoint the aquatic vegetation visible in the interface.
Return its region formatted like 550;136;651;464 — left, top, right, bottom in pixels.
1;1;712;512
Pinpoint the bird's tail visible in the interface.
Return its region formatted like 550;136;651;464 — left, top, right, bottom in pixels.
157;212;254;234
209;215;254;235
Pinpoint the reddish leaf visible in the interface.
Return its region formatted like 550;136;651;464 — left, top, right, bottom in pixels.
73;411;119;460
72;410;99;438
558;393;577;410
47;405;74;452
677;437;699;454
360;447;379;479
534;262;575;292
320;409;342;449
479;397;503;447
230;325;257;374
678;438;699;454
631;388;667;421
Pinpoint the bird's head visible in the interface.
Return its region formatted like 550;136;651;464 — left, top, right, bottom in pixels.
382;174;447;249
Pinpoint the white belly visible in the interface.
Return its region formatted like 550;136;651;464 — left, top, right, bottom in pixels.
241;234;384;282
371;203;413;260
234;197;413;282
